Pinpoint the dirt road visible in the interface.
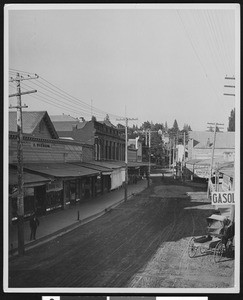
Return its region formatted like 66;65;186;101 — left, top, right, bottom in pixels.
9;177;234;288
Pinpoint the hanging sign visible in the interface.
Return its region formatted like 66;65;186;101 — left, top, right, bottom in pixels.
211;191;235;205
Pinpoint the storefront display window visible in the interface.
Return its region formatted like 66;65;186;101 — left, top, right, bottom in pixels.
46;180;63;211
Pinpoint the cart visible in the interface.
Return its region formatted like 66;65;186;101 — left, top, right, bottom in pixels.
188;214;234;263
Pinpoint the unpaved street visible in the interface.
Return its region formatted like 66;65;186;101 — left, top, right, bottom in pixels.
9;176;234;288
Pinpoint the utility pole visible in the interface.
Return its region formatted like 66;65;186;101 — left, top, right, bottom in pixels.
116;115;138;201
223;76;235;97
9;72;38;255
206;122;224;198
145;129;159;187
169;139;171;170
181;131;186;182
148;129;151;187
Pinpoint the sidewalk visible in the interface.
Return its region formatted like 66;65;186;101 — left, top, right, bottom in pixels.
9;179;148;255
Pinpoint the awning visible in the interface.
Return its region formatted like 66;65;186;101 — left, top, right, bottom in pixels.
128;161;156;167
185;159;203;165
21;163;99;178
9;168;51;187
186;158;227;167
86;161;124;170
207;214;227;222
105;160;155;168
218;162;234;178
70;162;113;176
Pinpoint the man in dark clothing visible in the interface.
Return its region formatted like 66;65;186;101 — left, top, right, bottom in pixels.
29;214;40;240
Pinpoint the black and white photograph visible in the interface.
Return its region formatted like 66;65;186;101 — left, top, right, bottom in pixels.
4;3;240;294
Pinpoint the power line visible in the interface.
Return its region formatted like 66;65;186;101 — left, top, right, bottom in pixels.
9;68;37;75
19;80;113;120
9;69;124;120
19;84;105;119
38;76;123;119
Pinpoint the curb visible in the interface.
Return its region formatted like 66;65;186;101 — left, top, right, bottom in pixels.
9;195;129;258
9;183;148;258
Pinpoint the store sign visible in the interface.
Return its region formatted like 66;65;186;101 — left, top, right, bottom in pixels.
31;142;51;148
194;166;210;178
211;191;235;205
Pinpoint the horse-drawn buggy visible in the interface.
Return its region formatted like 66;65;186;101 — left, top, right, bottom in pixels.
188;214;234;263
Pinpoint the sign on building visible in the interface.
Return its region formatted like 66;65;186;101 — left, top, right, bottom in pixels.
211;191;235;205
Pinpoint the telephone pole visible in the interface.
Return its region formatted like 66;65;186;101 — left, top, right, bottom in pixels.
223;76;235;97
116;115;138;201
9;72;38;255
206;122;224;198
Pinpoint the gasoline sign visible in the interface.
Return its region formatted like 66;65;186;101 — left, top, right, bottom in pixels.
211;192;235;205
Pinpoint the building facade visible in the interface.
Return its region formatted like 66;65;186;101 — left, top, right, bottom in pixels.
186;131;235;179
51;115;126;162
8;111;114;221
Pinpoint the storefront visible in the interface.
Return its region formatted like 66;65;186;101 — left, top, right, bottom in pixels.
21;162;99;210
45;179;64;211
9;167;51;222
83;161;125;191
69;161;113;196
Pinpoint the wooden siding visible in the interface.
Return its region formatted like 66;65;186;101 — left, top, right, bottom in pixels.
32;118;54;139
9;136;93;164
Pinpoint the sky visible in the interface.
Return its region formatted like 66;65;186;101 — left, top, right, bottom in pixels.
6;4;239;131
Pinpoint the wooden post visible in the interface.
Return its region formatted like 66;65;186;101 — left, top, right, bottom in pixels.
16;73;25;256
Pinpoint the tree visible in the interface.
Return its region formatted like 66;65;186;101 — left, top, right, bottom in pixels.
228;108;235;132
91;115;97;122
141;121;151;130
164;121;168;132
172;119;179;132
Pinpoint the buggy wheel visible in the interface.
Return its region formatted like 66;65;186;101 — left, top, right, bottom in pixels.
188;237;197;258
214;241;226;263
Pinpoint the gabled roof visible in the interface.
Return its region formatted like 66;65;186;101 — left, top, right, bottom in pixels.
9;111;59;139
50;114;79;122
50;114;89;132
189;131;235;149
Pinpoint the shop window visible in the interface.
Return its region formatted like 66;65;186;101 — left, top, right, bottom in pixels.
69;181;76;202
46;180;63;211
24;187;35;216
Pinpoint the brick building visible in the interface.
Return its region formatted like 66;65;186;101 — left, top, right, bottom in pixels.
50;114;126;161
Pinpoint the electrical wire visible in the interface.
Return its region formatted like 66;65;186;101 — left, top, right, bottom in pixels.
9;69;124;120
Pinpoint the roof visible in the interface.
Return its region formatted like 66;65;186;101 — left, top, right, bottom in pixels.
87;161;123;169
107;160;156;168
9;111;59;139
185;159;202;165
128;161;154;167
99;120;116;128
50;114;89;132
186;157;228;167
22;163;99;178
218;162;234;178
69;162;113;175
207;214;227;222
50;115;79;122
189;131;235;149
9;167;51;187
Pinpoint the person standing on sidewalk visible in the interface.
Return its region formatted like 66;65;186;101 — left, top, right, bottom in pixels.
29;213;40;241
